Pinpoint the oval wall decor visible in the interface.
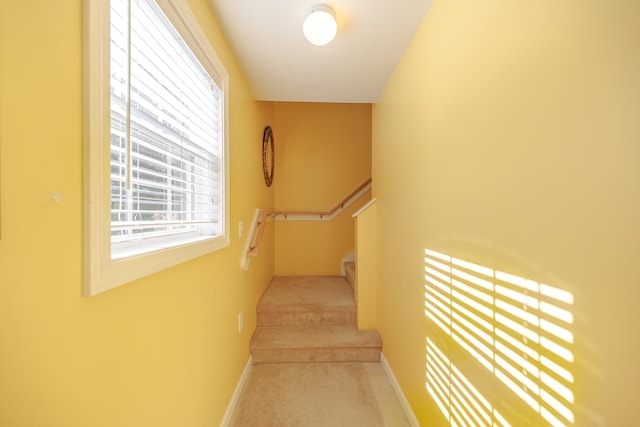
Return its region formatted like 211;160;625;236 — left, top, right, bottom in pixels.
262;126;275;187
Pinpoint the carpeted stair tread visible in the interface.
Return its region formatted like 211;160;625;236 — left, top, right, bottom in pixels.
258;276;354;310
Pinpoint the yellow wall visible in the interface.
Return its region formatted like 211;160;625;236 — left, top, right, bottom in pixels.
273;102;371;275
0;1;275;425
354;200;376;330
373;1;640;426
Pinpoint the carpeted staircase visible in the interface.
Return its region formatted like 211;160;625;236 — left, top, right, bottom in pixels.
250;268;382;364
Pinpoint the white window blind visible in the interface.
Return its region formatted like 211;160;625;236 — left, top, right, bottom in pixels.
109;0;222;259
424;249;575;427
83;0;229;296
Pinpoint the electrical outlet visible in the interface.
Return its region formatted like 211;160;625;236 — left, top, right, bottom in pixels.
238;310;244;333
239;220;244;238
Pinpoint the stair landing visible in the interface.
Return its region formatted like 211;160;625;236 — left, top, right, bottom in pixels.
251;275;382;364
257;276;356;326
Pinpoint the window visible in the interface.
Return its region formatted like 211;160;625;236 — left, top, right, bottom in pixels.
84;0;229;296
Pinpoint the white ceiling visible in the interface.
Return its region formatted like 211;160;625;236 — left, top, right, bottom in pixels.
207;0;434;103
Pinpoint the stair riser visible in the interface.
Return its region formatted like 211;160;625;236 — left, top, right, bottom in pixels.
345;262;356;291
257;311;355;326
252;347;381;364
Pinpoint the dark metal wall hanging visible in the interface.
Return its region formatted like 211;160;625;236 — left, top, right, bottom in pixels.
262;126;275;187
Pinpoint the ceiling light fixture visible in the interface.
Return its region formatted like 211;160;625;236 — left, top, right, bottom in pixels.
303;4;337;46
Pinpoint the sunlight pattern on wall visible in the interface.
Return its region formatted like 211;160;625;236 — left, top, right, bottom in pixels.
424;249;575;427
427;337;511;427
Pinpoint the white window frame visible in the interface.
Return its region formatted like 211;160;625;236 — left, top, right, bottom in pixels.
83;0;230;297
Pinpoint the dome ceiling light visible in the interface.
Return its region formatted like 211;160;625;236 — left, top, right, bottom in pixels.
302;4;337;46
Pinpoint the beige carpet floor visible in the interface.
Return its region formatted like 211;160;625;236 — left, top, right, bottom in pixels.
228;361;411;427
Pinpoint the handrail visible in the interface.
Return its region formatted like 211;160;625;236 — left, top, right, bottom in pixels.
244;177;372;263
270;178;372;218
248;209;270;258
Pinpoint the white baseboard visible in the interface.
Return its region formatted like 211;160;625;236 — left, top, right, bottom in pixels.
380;352;421;427
220;355;253;427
